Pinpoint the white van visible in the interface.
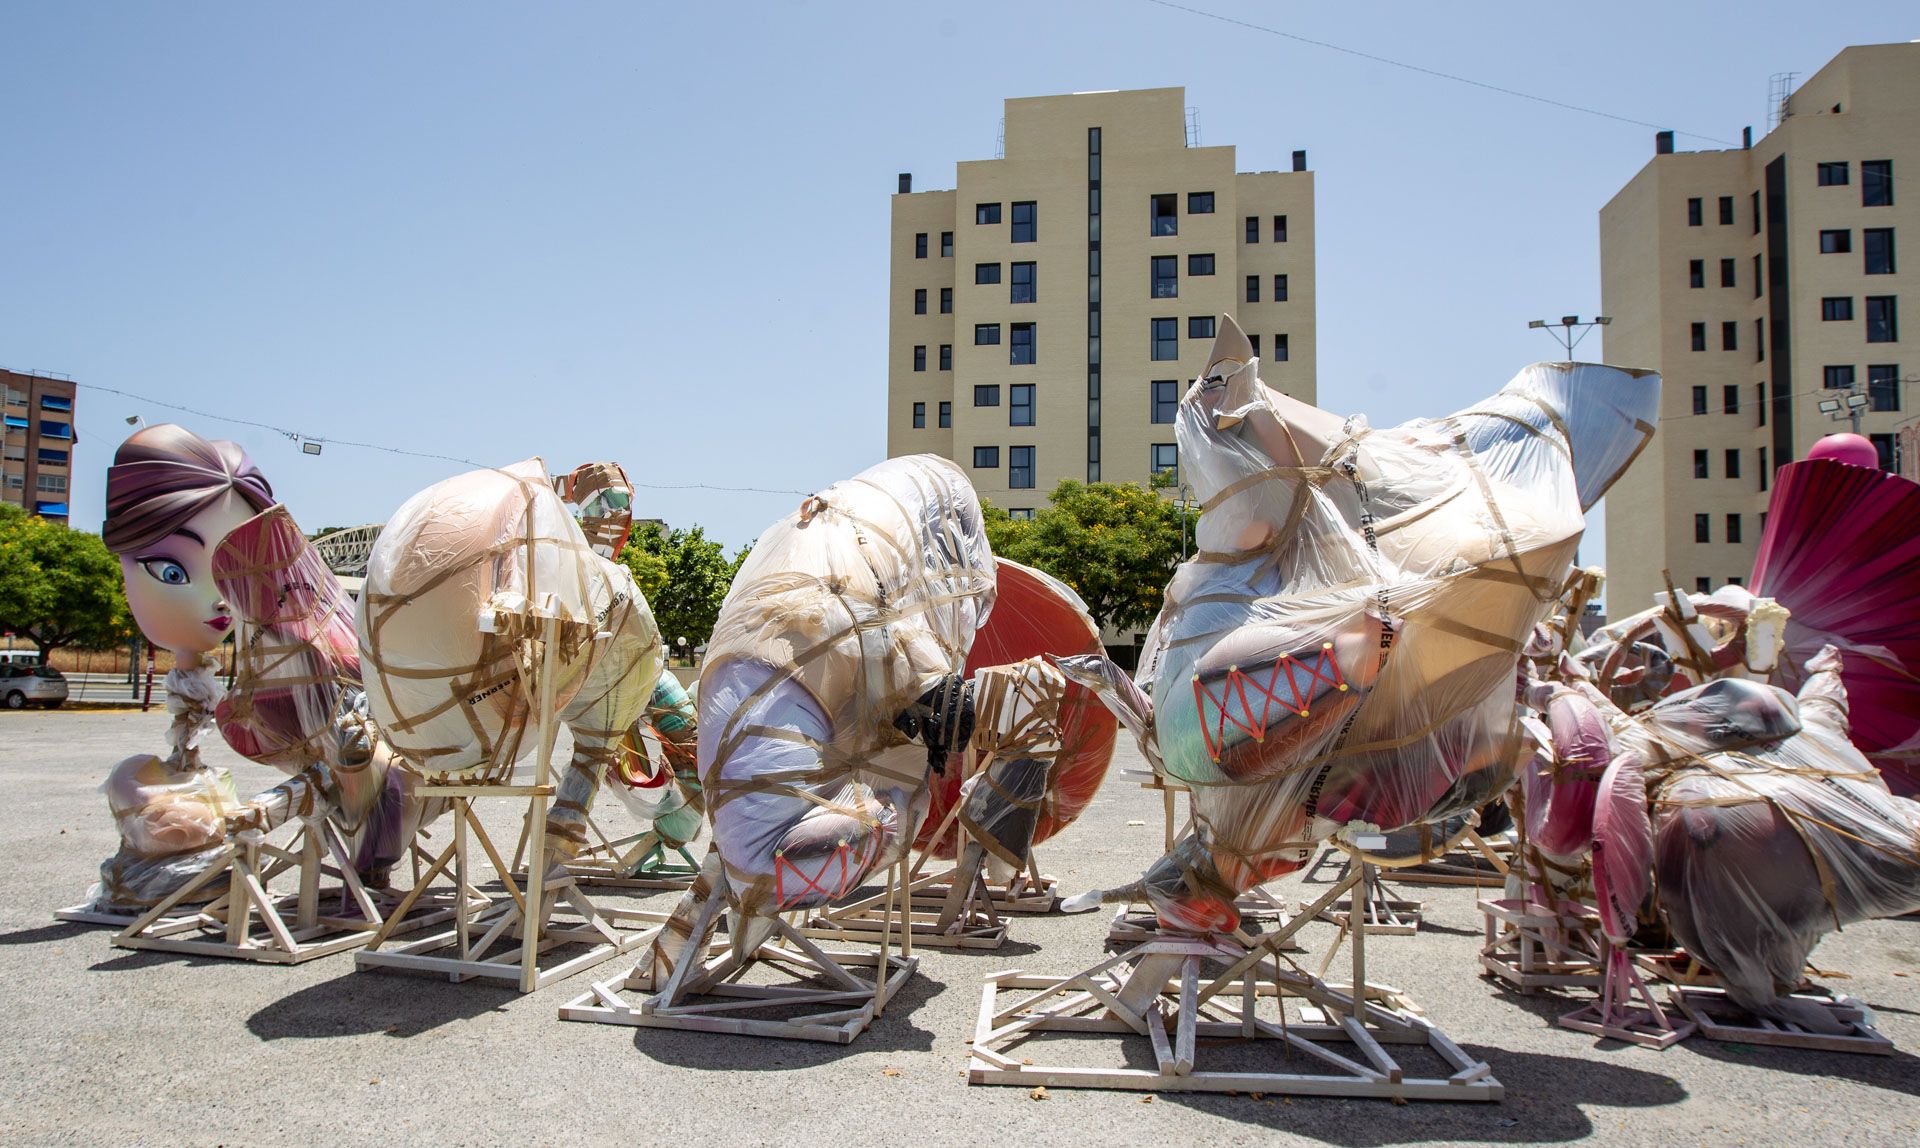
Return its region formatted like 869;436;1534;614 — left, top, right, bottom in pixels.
0;650;42;668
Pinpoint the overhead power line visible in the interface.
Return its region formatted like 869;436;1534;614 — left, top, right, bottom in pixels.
1139;0;1739;145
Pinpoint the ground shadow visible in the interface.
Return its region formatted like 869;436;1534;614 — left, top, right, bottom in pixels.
0;921;97;946
1161;1043;1687;1145
1680;1033;1920;1098
247;967;518;1039
615;968;947;1071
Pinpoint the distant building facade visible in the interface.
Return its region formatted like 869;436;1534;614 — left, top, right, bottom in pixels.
887;87;1315;512
1;368;78;522
1601;44;1915;614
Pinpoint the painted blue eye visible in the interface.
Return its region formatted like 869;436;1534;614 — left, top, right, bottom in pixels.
140;559;190;586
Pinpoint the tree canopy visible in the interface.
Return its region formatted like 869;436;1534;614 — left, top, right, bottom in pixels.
983;480;1187;635
618;523;749;655
0;506;135;657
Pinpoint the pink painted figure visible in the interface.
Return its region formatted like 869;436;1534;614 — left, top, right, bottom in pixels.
85;425;275;911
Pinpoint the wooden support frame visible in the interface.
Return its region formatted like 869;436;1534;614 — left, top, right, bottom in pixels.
967;853;1501;1102
107;815;462;965
803;863;1008;951
1307;848;1423;935
1385;829;1515;889
564;822;703;892
562;857;920;1044
1479;897;1605;993
1556;944;1695;1050
1669;987;1893;1055
355;614;652;993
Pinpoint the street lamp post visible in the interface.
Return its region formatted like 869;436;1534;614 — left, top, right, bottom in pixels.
1527;315;1612;358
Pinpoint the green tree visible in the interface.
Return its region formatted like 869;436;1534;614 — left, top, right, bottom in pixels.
985;481;1185;634
0;506;135;658
620;523;741;656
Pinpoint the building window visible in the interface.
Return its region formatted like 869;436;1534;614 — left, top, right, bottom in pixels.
1718;195;1734;225
1273;274;1288;301
1824;365;1856;389
975;323;1001;345
1756;317;1765;361
36;448;67;466
1690;322;1706;352
940;287;953;314
1151;380;1179;424
1760;446;1769;489
1753;253;1763;298
1862;160;1893;207
1873;433;1898;471
1725;449;1741;479
1863;228;1895;275
1009;322;1036;365
1245;216;1259;243
913;345;926;371
1751;190;1761;234
39;395;71;412
1819;229;1851;254
1008;508;1034;520
1696;577;1713;594
973;446;999;469
1249;334;1260;358
974;385;1001;406
940;231;953;257
1273;333;1289;361
1151;318;1178;361
1692;385;1708;414
1720;258;1736;288
1151;443;1178;475
1009;446;1035;489
1869;364;1901;412
1722;384;1739;414
1151;256;1178;299
976;263;1001;285
1721;321;1738;351
35;475;66;494
1726;514;1743;544
1823;297;1854;321
1150;194;1178;236
915;232;928;258
1686;197;1703;226
1693;449;1709;479
1010;261;1036;304
1694;514;1711;543
1188;191;1215;214
1188;316;1215;340
1011;200;1036;243
1866;296;1898;343
1818;161;1850;186
939;344;952;371
1009;384;1034;425
1688;259;1704;289
1245;275;1260;303
912;402;926;429
1273;215;1288;242
976;203;1001;225
914;288;927;315
1188;253;1215;276
37;420;71;440
938;401;951;428
1758;383;1766;426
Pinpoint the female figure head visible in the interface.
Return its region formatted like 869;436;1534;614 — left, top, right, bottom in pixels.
104;425;276;661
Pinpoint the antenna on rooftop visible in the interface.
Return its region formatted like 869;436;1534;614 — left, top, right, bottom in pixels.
1768;72;1797;131
1185;107;1201;147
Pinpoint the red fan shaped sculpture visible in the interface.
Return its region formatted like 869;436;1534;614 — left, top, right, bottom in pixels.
914;558;1117;858
1751;458;1920;794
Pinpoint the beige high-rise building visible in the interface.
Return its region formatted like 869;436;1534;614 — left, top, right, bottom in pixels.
887;87;1314;513
1601;43;1915;614
1;368;78;523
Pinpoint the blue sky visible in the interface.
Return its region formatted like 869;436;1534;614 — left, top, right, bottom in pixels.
3;2;1911;568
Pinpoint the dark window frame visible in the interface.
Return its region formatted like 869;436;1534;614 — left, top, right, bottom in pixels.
1010;261;1036;304
1187;253;1215;276
1010;200;1036;243
973;445;999;469
975;202;1001;225
1009;321;1036;365
1150;317;1179;361
1150;194;1178;237
1151;380;1179;424
1008;445;1035;489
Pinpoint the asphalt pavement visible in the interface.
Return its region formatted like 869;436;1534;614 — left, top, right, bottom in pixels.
1;709;1915;1146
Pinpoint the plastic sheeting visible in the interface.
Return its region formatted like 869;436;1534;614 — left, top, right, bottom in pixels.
916;558;1116;859
1087;319;1657;932
358;458;664;861
607;674;704;848
697;455;995;925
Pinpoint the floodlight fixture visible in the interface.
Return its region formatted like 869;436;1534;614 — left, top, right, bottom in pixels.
1527;320;1547;329
1818;398;1841;414
302;441;323;455
1847;393;1870;409
1595;316;1613;326
1561;315;1580;327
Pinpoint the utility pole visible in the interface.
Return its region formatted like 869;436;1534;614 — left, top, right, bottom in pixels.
1526;315;1612;358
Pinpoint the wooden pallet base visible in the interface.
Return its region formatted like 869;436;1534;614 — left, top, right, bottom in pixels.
910;873;1060;916
1557;1001;1693;1049
1670;987;1893;1055
968;938;1500;1101
1479;897;1605;993
562;919;918;1043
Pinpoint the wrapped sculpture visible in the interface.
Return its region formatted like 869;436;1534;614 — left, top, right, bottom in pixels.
1065;317;1658;932
79;425;276;913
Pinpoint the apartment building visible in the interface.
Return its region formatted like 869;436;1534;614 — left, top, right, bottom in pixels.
887;87;1315;513
1;368;78;522
1601;44;1915;614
